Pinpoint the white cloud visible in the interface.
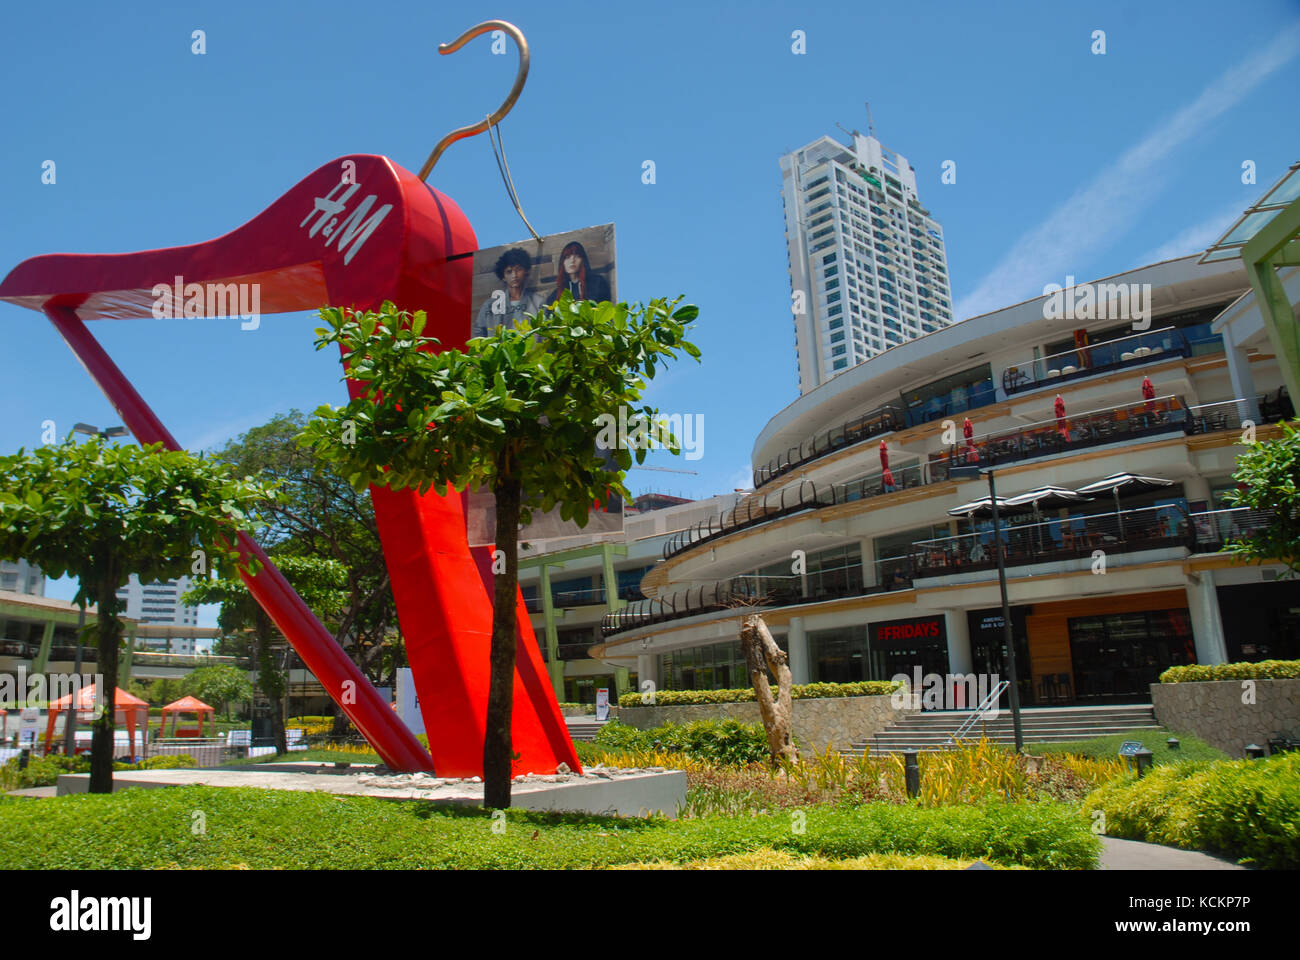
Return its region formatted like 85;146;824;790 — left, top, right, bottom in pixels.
1134;200;1246;266
954;23;1300;321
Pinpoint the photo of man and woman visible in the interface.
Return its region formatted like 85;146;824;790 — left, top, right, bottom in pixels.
465;224;623;548
469;223;616;339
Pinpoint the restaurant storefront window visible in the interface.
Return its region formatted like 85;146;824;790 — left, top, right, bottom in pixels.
1068;609;1195;701
1216;583;1300;663
809;625;869;682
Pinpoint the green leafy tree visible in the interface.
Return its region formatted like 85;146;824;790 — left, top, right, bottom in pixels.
1227;419;1300;576
183;555;346;752
301;293;699;807
0;438;276;792
179;664;254;721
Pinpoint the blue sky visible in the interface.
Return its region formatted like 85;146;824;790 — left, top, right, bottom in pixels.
2;0;1298;620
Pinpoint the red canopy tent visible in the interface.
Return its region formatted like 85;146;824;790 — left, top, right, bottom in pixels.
160;696;215;738
44;683;149;756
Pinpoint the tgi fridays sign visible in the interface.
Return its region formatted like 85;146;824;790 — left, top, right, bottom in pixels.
870;616;946;646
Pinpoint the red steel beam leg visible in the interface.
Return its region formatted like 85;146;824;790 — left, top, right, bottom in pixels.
45;304;433;772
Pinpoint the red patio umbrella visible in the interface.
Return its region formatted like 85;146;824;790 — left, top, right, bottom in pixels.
1054;394;1069;440
879;439;889;470
1141;376;1156;414
963;417;978;463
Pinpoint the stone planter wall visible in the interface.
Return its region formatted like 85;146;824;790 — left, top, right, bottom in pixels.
610;695;915;752
1150;679;1300;757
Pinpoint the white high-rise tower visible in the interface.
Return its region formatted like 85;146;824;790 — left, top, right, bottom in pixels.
781;129;953;394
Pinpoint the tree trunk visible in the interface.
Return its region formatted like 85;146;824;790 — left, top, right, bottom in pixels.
483;476;522;809
254;610;288;756
89;568;122;794
740;613;796;765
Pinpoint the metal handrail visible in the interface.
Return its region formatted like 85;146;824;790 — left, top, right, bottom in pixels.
945;680;1010;746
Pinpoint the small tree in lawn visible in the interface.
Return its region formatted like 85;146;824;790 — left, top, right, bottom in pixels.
181;664;254;721
1226;419;1300;576
183;555;347;751
301;293;699;808
0;438;275;792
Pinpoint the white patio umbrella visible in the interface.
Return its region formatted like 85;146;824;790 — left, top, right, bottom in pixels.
1074;473;1174;539
1004;485;1094;551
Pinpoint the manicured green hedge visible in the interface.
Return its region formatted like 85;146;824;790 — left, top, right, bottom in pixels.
1159;659;1300;683
0;753;197;790
618;680;901;708
593;719;772;765
1085;751;1300;868
0;785;1099;869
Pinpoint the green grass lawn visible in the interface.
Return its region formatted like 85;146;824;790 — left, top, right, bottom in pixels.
1033;730;1226;765
0;785;1099;870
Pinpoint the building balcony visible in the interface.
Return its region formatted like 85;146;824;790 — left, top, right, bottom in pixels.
753;401;904;487
664;398;1275;564
605;507;1276;640
1000;325;1209;396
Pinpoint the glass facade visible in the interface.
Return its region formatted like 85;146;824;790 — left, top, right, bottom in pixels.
1068;609;1195;699
657;635;788;691
808;620;949;685
900;363;995;427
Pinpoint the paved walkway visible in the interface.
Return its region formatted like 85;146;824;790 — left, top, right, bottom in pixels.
1099;836;1246;870
5;786;57;798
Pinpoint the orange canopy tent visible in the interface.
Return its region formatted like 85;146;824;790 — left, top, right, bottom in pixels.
160;695;215;738
44;683;149;756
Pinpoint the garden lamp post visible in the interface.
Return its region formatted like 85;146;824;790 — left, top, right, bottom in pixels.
984;468;1024;752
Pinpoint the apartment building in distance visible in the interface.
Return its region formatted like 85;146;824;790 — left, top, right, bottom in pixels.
781;127;954;394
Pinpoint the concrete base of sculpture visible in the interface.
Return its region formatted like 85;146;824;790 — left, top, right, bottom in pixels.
56;762;687;817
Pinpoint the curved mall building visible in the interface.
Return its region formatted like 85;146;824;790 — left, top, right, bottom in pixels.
587;253;1297;707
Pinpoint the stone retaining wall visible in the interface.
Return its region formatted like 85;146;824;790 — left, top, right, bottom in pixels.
611;695;914;752
1150;679;1300;757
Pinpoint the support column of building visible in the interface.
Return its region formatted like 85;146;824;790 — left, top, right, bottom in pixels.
787;616;810;684
1221;324;1262;425
538;564;564;700
31;619;55;674
944;610;973;675
600;544;630;697
859;538;877;589
636;653;658;700
1186;571;1229;666
1184;475;1212;506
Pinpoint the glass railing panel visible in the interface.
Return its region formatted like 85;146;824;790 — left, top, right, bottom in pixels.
1001;327;1194;395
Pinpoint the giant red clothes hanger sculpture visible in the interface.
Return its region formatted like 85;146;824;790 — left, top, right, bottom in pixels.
0;21;580;777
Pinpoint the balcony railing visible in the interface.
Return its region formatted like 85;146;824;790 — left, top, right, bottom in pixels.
753;402;905;488
601;562;881;639
908;504;1193;577
552;586;606;608
605;508;1276;639
662;397;1277;565
1000;327;1190;395
942;395;1188;472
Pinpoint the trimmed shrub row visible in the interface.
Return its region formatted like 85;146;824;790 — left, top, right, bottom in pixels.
594;719;772;766
1159;659;1300;683
618;680;901;708
1;753;197;790
1085;751;1300;868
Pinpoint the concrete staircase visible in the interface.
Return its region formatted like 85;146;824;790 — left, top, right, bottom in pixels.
854;704;1160;756
564;718;607;742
